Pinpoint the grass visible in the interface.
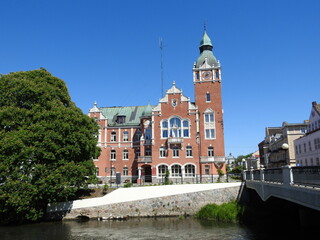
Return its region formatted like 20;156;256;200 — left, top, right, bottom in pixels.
195;201;244;223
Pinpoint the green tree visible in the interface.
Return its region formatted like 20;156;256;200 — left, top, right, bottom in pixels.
0;69;100;224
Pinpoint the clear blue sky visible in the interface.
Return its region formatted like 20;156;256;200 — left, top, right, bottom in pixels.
1;0;319;157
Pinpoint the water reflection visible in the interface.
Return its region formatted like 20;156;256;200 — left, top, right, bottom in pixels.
1;218;251;240
1;217;312;240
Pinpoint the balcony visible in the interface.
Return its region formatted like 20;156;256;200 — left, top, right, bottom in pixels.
200;156;225;163
138;156;152;163
167;137;183;144
200;156;215;163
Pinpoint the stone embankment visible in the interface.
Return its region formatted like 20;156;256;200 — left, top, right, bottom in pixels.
46;182;242;220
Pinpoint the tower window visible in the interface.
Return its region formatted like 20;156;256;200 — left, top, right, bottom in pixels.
208;146;214;157
206;92;211;102
215;70;219;79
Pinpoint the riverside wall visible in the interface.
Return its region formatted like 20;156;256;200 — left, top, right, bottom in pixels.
47;184;241;220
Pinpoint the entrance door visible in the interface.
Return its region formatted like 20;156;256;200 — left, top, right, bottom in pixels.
143;165;152;182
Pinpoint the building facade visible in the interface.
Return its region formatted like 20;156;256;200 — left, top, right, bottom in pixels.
294;101;320;166
89;31;226;184
259;122;307;168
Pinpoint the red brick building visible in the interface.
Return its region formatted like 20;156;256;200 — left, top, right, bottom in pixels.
89;31;225;184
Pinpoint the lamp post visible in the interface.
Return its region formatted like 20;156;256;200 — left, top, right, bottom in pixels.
282;143;289;166
226;153;235;182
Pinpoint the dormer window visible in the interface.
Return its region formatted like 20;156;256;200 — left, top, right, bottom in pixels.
116;115;126;124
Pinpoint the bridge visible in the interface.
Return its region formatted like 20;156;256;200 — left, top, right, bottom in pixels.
243;166;320;211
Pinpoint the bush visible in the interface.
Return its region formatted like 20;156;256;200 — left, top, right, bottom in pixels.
195;201;244;223
103;184;109;194
124;182;133;188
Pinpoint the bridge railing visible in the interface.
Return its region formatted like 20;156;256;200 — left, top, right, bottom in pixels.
292;166;320;187
244;166;320;188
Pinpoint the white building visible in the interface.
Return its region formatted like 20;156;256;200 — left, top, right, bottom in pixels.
294;101;320;166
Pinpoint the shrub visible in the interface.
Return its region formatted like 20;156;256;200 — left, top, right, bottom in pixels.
124;182;133;188
195;201;244;223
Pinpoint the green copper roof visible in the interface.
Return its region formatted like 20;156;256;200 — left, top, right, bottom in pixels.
199;31;213;48
196;50;218;68
195;31;219;68
100;105;155;127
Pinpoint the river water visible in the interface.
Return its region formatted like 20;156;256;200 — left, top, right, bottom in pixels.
0;217;309;240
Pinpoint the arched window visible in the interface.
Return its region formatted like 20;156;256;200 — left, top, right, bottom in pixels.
185;164;195;177
171;164;181;177
170;117;181;137
206;92;211;102
158;165;168;177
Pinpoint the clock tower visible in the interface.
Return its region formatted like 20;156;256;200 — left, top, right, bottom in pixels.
193;31;225;173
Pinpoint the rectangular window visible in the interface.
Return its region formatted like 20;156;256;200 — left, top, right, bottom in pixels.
208;147;214;157
111;132;116;142
205;129;215;139
123;150;128;160
159;147;166;158
204;165;210;175
215;70;219;79
110;150;116;160
206;92;211;102
173;147;179;157
162;130;168;138
110;167;115;176
205;113;214;123
123;131;129;142
145;147;151;156
186;146;192;157
123;167;128;176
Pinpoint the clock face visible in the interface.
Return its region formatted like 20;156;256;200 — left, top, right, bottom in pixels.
202;71;212;80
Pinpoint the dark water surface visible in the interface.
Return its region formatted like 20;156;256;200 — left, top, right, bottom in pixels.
0;217;310;240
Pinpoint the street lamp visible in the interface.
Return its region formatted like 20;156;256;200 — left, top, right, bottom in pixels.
226;153;235;182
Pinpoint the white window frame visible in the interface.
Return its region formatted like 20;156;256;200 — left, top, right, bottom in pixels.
123;149;129;160
186;146;192;157
123;131;129;142
204;109;216;139
110;150;116;160
159;146;166;158
173;146;179;158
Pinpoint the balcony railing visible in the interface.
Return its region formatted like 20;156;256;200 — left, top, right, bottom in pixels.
167;137;183;144
137;156;152;163
200;156;225;163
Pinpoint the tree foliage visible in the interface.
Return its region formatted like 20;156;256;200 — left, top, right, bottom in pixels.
0;69;100;224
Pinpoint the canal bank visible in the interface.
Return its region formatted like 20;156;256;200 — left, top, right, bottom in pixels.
46;182;242;220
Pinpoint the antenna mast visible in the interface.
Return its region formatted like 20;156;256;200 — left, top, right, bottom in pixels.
159;38;164;97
